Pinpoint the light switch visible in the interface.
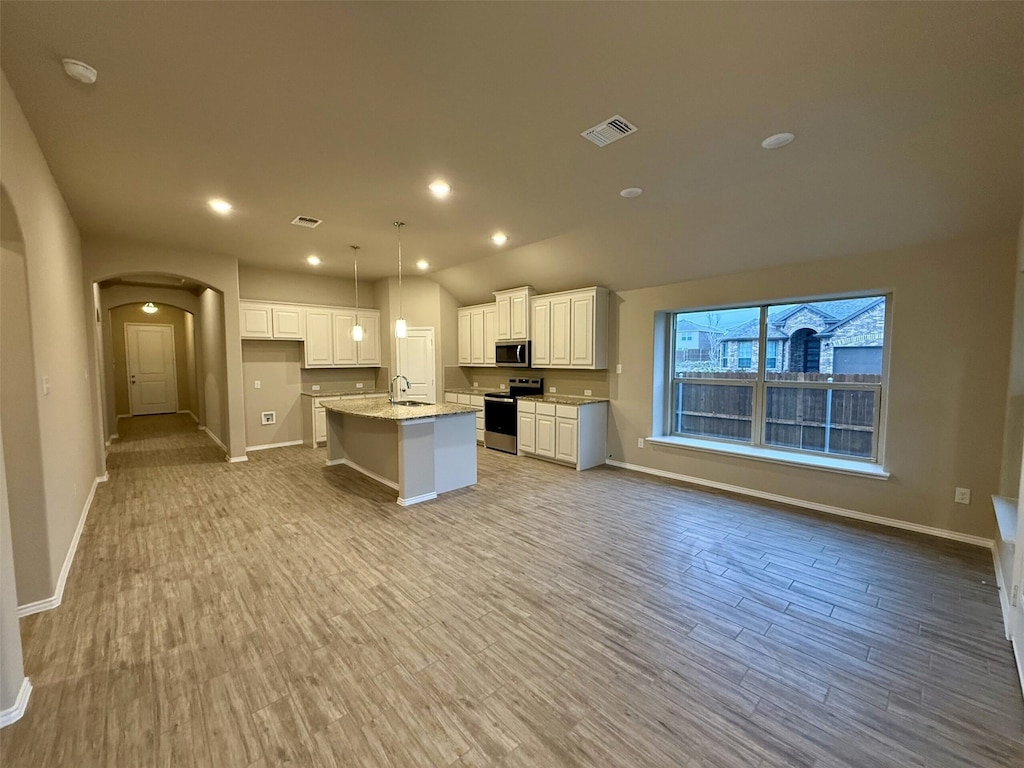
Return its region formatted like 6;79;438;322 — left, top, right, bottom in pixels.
356;382;364;389
616;364;622;374
41;376;50;396
254;380;261;389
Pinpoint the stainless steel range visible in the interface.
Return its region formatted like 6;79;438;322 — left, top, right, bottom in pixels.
483;377;543;454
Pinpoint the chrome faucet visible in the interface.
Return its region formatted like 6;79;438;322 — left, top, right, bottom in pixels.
389;375;410;404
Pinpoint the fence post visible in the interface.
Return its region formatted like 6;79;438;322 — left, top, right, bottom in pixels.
824;387;833;454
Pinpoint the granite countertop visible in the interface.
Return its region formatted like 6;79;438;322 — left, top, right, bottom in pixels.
444;387;494;396
301;388;388;398
322;398;480;421
518;394;609;405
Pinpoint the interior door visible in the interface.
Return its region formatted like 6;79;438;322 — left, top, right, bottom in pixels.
396;327;436;403
125;323;178;415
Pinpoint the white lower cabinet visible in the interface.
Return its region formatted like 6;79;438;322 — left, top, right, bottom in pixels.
314;404;327;444
305;393;387;447
446;392;485;443
516;400;607;470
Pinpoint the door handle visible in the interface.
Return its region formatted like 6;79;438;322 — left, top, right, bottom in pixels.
131;376;136;384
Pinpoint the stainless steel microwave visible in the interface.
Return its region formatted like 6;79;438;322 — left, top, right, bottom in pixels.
495;341;531;368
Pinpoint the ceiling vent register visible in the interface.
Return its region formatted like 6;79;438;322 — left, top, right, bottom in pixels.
290;215;322;228
581;115;637;147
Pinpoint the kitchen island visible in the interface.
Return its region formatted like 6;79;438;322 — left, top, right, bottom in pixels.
323;398;480;505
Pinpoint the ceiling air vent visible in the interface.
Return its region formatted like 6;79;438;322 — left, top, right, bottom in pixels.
290;215;322;229
581;115;637;147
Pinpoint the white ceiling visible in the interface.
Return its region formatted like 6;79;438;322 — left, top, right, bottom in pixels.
1;2;1021;304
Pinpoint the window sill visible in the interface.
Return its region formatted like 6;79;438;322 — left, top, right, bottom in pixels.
645;436;890;479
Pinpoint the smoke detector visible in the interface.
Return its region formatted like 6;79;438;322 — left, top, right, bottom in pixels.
62;58;97;85
290;215;322;229
581;115;637;147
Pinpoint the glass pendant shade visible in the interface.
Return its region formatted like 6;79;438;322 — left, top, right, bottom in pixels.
394;317;407;338
394;221;407;340
352;323;365;342
350;244;363;341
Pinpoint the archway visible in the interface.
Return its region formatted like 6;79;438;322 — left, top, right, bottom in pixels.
789;327;821;373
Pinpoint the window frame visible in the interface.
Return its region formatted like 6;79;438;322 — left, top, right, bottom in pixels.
664;295;891;466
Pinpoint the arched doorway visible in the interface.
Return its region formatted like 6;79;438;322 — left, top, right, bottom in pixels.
790;328;821;373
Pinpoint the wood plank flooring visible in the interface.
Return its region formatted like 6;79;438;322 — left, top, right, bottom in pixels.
2;413;1021;767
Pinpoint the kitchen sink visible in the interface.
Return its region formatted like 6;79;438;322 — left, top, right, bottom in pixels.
390;400;431;407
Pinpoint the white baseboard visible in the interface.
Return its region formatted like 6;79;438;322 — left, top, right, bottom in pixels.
104;433;119;446
398;492;437;506
115;413;131;420
227;455;248;463
246;439;304;452
605;460;994;549
0;678;32;728
17;473;107;618
200;426;228;453
327;457;400;492
177;410;199;423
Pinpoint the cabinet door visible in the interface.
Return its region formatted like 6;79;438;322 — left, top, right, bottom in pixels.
532;299;550;367
356;312;381;366
535;414;556;458
272;306;304;339
470;308;485;365
570;294;595;368
332;311;358;365
496;295;512;340
556;417;578;464
483;306;498;366
510;294;528;339
550;297;571;367
304;310;333;367
458;310;472;365
314;407;327;444
240;304;273;339
518;411;536;454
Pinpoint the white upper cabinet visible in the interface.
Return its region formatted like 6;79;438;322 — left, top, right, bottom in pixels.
240;303;273;339
356;311;381;366
457;303;497;367
527;287;608;370
304;309;334;367
241;302;306;340
494;287;534;341
332;311;358;366
271;306;304;339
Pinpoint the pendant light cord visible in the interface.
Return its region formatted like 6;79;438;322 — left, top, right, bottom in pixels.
394;221;405;319
350;245;360;311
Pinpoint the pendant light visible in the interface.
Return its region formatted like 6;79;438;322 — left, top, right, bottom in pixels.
349;245;364;342
393;221;407;338
141;302;158;314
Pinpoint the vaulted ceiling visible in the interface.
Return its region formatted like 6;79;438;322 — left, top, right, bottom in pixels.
2;1;1021;303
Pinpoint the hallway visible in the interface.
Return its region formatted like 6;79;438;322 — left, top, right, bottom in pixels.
1;414;1022;767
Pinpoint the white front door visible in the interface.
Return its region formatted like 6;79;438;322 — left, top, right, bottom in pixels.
125;323;178;415
396;327;435;403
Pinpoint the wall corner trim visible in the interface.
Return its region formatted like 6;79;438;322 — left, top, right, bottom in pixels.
16;475;105;618
604;460;994;549
0;678;32;728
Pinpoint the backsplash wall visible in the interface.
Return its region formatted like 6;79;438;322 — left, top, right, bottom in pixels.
446;366;609;397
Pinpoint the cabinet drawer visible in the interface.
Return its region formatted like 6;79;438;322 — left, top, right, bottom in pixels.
536;402;556;416
470;395;484;407
457;394;472;406
556;404;578;420
444;392;458;404
518;400;536;414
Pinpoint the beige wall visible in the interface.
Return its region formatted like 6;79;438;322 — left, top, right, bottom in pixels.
109;304;196;418
612;234;1016;540
999;210;1024;498
239;265;365;307
83;238;245;458
1;431;27;715
1;248;50;604
0;72;101;613
451;367;610;398
199;288;229;450
241;341;304;447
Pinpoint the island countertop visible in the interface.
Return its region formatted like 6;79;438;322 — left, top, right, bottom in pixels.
518;394;609;405
322;398;479;422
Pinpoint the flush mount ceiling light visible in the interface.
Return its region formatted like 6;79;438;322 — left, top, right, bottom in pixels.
761;132;795;150
350;245;365;342
620;187;643;198
394;221;407;339
141;302;158;314
306;254;321;266
208;198;232;215
61;58;97;84
491;232;508;246
428;180;451;199
416;259;429;271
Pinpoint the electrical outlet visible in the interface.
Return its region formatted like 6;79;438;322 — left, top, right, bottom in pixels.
954;487;971;505
261;411;276;425
550;387;557;393
254;380;261;389
584;389;592;396
473;381;479;387
356;382;364;389
500;384;506;389
637;438;644;448
311;384;321;391
616;364;622;374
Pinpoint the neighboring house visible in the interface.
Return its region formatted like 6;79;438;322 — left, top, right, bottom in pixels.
718;298;886;375
674;318;723;368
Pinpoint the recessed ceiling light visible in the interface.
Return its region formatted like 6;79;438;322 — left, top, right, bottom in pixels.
208;198;232;215
416;259;429;270
306;255;321;266
761;132;795;150
491;232;508;245
620;187;643;198
428;180;451;199
61;58;97;84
